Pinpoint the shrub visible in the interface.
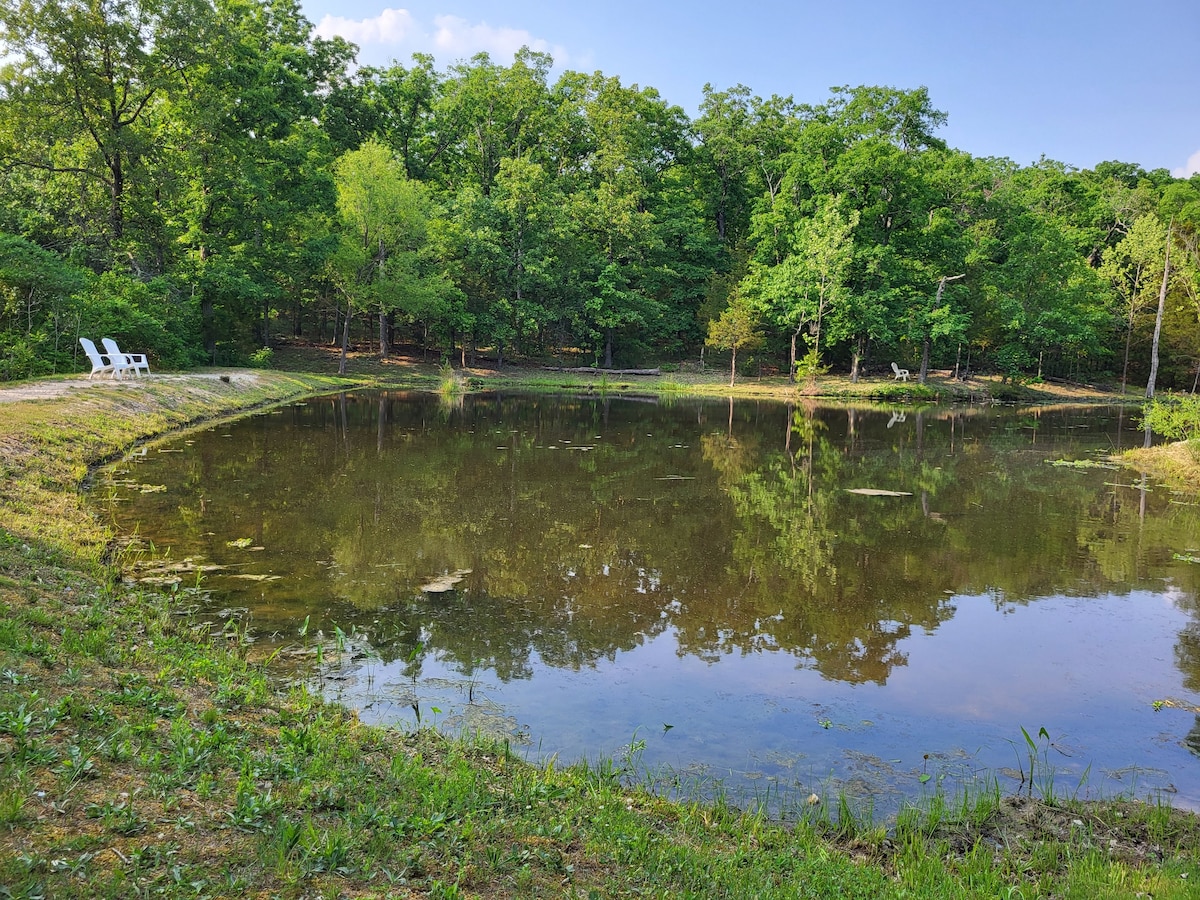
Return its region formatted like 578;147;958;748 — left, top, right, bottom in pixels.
249;347;275;369
76;272;201;370
1142;393;1200;442
794;348;829;383
0;233;88;379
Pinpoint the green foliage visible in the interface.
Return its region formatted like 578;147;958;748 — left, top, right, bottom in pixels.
0;233;87;378
0;4;1196;386
1143;394;1200;441
248;347;275;369
76;272;200;370
794;346;829;383
706;294;764;386
993;343;1036;382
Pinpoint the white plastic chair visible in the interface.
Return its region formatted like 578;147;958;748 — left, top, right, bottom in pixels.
891;362;910;382
79;337;131;379
102;338;151;376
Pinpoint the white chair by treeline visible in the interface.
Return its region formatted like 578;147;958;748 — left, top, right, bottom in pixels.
102;338;151;376
79;337;132;379
891;361;910;382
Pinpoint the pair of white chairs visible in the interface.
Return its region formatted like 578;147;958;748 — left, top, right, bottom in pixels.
79;337;151;379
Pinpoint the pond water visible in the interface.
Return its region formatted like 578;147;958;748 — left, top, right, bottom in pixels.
94;392;1200;817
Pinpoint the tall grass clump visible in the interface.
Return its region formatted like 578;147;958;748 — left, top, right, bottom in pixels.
437;361;468;395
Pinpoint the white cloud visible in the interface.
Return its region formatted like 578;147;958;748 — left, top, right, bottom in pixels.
431;14;563;61
312;7;568;67
313;8;418;46
1172;148;1200;179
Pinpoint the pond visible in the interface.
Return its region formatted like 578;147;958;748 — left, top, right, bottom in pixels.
94;391;1200;817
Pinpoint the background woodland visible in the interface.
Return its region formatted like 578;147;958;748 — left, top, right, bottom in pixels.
2;0;1199;389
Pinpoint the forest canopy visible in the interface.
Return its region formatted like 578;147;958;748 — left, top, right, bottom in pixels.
1;0;1198;388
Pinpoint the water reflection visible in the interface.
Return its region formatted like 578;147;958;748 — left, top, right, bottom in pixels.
98;393;1200;813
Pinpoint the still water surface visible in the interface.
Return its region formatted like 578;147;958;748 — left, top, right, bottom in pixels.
96;393;1200;815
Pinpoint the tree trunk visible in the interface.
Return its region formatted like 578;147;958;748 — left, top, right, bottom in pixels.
1146;221;1172;399
379;310;390;358
850;335;865;383
789;327;800;383
1121;315;1134;394
730;347;737;388
202;295;216;362
604;328;614;369
339;299;352;376
922;274;965;384
110;153;125;240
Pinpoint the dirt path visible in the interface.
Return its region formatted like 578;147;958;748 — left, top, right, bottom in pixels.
0;372;262;404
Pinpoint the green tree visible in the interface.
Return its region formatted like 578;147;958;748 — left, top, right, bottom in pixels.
693;84;757;246
706;293;763;387
331;139;450;372
566;73;686;367
0;0;208;266
1100;214;1168;391
745;196;858;381
445;156;568;366
166;0;350;359
436;49;558;198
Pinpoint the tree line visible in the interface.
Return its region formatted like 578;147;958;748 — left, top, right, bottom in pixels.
2;0;1198;388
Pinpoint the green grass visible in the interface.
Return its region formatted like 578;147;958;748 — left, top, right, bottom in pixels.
0;365;1197;897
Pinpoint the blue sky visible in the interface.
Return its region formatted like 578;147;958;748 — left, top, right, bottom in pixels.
303;0;1200;177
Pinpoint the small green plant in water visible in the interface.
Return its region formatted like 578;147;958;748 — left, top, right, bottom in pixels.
1010;725;1079;800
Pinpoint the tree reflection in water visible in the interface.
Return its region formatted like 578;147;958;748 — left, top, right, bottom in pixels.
102;393;1200;811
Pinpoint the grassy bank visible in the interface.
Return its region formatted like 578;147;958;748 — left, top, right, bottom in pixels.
268;339;1134;407
1124;440;1200;492
1123;393;1200;491
2;369;1199;898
